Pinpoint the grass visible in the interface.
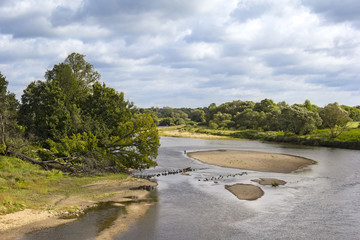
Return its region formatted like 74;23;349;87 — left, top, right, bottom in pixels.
0;155;129;215
271;182;279;187
347;121;359;128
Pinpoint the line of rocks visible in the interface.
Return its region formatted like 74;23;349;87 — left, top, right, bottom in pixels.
133;167;196;179
199;171;248;182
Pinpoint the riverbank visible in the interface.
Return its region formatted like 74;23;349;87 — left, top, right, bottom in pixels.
0;177;156;240
188;150;315;173
158;125;231;139
158;125;360;150
0;156;157;240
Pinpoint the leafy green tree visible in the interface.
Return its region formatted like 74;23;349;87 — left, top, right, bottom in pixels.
189;109;205;123
216;100;255;116
261;109;281;131
0;72;20;154
212;112;233;129
304;99;312;111
254;98;279;113
320;103;351;138
341;105;360;121
279;105;322;135
159;118;174;126
18;80;71;141
234;109;265;129
17;54;159;172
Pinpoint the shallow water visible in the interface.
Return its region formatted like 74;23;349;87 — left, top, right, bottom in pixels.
18;202;125;240
19;137;360;240
118;137;360;240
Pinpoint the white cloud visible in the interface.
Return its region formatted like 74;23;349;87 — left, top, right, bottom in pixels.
0;0;360;107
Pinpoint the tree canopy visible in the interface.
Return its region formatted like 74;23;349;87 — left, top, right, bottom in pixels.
0;72;19;154
320;103;351;138
15;53;159;173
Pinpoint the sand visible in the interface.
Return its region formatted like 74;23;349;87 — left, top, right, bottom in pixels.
158;127;229;139
225;184;264;200
0;178;157;240
187;150;314;173
189;149;314;200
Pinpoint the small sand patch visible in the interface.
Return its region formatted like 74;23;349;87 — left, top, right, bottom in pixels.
225;184;264;200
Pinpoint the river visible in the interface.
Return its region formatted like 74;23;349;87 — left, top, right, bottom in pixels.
20;137;360;240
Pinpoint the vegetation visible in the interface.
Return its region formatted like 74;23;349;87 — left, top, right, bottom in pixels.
150;99;360;149
1;53;160;174
0;155;132;215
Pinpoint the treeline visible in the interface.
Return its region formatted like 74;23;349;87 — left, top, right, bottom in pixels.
0;53;159;174
144;99;359;138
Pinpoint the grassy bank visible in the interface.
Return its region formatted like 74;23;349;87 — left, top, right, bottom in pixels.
0;156;153;216
158;125;360;149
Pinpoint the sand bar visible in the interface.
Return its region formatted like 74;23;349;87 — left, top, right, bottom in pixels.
225;184;264;200
188;150;314;173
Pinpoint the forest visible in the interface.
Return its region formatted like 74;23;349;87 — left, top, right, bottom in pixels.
143;98;360;149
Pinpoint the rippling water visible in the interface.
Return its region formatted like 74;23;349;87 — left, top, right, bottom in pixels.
20;137;360;240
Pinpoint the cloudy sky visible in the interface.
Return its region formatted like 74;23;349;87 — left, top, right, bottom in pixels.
1;0;359;108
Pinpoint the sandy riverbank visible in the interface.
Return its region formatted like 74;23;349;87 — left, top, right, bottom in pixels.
158;126;230;139
187;150;314;173
0;178;157;240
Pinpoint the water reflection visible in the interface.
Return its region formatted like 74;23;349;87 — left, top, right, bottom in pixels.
19;202;124;240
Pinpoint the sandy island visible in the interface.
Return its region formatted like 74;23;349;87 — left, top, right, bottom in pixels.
0;178;157;240
225;184;264;200
187;150;314;173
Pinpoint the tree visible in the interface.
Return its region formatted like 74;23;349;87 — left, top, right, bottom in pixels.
304;99;312;111
0;72;20;154
189;109;205;123
279;105;322;135
212;112;233;129
341;105;360;121
17;54;159;173
18;80;72;141
320;103;351;138
254;98;279;113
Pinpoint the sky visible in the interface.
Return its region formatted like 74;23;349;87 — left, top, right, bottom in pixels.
0;0;360;108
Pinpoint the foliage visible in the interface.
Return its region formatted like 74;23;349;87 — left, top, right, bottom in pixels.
341;105;360;121
278;105;322;135
0;155;130;215
189;109;205;123
0;72;21;154
320;103;351;138
16;53;159;173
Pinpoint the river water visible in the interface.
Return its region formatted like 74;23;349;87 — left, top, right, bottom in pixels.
20;137;360;240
